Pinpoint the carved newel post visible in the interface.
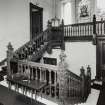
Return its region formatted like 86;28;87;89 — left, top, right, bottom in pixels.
80;66;85;101
87;65;91;94
57;50;69;105
7;42;14;76
93;14;97;45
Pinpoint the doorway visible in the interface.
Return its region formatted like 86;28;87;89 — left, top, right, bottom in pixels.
30;3;43;40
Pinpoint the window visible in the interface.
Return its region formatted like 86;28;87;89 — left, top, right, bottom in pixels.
62;2;72;25
97;0;105;16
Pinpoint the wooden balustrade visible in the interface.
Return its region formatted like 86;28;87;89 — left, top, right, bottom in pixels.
64;22;93;38
96;20;105;35
63;15;105;42
6;49;92;104
61;66;91;104
18;60;58;97
17;60;91;104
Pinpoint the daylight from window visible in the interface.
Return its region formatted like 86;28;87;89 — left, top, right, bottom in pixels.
97;0;105;15
64;2;72;25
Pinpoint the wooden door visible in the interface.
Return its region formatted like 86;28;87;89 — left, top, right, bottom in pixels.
96;36;105;80
30;3;43;40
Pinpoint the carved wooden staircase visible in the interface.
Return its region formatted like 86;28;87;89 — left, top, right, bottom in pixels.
1;14;105;105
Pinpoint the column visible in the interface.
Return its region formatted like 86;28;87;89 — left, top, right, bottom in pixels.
49;70;51;84
49;70;51;96
31;68;34;80
44;69;47;82
55;71;57;98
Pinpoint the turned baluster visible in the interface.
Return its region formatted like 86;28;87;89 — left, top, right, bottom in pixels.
40;67;42;81
35;67;38;80
19;64;23;74
44;69;47;82
101;18;103;35
104;20;105;34
88;24;89;36
54;71;57;98
65;27;67;37
49;70;51;96
31;67;34;80
69;76;71;97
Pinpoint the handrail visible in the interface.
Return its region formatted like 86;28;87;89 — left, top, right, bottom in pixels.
10;29;49;61
66;66;91;103
64;21;93;39
64;22;93;27
68;69;82;81
15;29;48;54
18;60;58;71
96;20;105;23
0;30;44;65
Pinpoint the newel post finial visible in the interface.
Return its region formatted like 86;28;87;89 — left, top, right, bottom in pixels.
7;42;14;59
7;42;13;51
61;19;64;26
80;66;85;77
87;65;91;94
80;66;85;100
87;65;91;77
93;14;96;34
93;14;97;45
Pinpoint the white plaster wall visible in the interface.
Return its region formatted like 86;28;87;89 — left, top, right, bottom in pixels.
0;0;8;62
0;0;53;61
43;42;96;79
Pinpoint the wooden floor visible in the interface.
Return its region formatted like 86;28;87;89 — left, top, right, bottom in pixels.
0;85;46;105
97;81;105;105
